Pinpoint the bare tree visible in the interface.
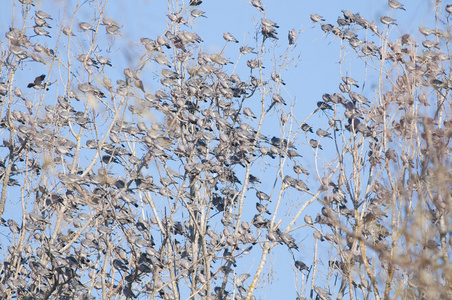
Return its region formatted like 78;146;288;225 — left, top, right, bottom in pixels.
305;2;452;300
1;0;451;300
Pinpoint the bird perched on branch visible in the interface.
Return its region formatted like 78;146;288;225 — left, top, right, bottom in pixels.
223;32;238;43
310;14;325;22
388;0;405;10
256;202;271;215
288;29;296;45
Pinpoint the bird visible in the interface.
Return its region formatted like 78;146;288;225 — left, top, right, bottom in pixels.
309;139;323;150
239;46;256;55
14;87;26;100
34;17;51;28
304;215;313;225
295;260;309;272
106;25;121;35
288;29;296;45
301;123;313;133
79;22;95;31
27;74;46;89
388;0;405;10
243;107;257;119
62;26;75;36
310;14;325;22
161;69;180;79
256;190;270;201
33;26;50;37
272;94;286;105
189;0;202;5
294;164;309;175
447;4;452;14
321;24;334;33
380;16;397;25
190;9;206;18
418;26;435;36
317;101;333;111
316;128;332;139
341;10;355;21
271;72;285;85
342;76;359;87
256;202;271;215
422;40;439;50
223;32;238;43
35;10;52;19
251;0;264;11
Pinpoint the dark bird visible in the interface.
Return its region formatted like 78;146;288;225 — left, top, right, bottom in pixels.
27;74;47;89
317;101;333;111
301;123;313;133
295;260;309;272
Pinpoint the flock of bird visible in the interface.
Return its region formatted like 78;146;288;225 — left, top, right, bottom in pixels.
2;0;447;299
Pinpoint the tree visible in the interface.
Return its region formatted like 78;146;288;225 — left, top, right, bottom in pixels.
0;0;451;299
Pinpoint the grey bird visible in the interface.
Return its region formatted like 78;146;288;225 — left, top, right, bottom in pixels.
380;16;397;25
310;14;325;22
272;94;286;105
419;26;435;36
161;69;180;79
243;107;257;118
288;29;296;45
422;40;439;50
271;72;285;85
35;10;52;19
309;139;323;150
388;0;405;10
262;18;279;28
316;128;332;139
102;17;120;27
106;26;121;35
342;76;359;87
342;10;355;21
79;22;95;31
256;202;271;215
304;214;313;225
287;149;302;158
276;229;298;250
239;46;256;54
154;54;172;67
251;0;264;11
33;26;50;37
256;190;270;201
294;164;309;175
191;9;206;18
62;26;75;36
7;219;21;234
223;32;238;43
321;24;334;33
14;87;26;100
35;17;51;28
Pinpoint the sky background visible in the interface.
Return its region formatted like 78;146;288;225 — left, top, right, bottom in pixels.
0;0;446;299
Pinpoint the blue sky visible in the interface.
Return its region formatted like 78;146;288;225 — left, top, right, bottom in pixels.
0;0;446;299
